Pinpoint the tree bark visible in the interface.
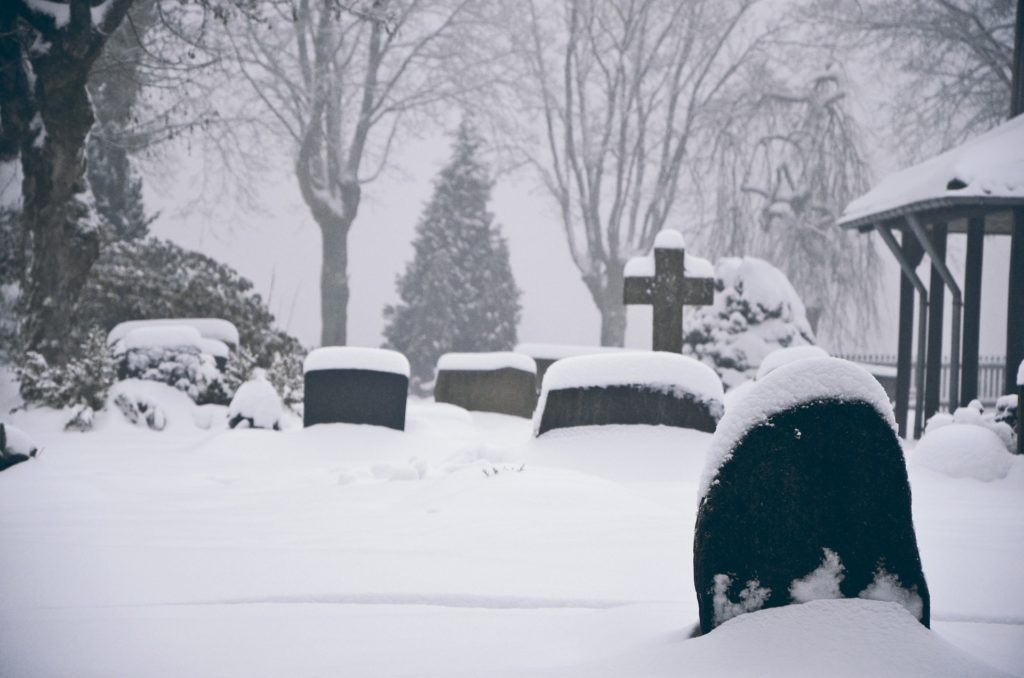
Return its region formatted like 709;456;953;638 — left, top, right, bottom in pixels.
594;263;626;347
319;216;351;346
19;56;101;364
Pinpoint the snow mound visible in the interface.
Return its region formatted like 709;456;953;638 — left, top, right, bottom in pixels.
654;228;685;249
925;405;1017;454
121;326;205;352
437;352;536;374
108;318;239;347
303;347;410;376
912;424;1014;482
756;345;830;380
699;357;895;501
1;423;39;458
682;599;1008;678
228;371;284;430
107;380;224;432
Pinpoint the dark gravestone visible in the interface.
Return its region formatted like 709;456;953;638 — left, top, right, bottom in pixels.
623;229;714;353
693;359;929;635
303;348;409;430
534;353;723;436
0;423;38;473
434;353;537;418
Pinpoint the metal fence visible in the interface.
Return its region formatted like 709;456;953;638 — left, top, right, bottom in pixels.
834;354;1006;408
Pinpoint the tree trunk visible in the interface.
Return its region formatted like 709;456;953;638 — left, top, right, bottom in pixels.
594;264;627;347
20;58;101;365
319;216;352;346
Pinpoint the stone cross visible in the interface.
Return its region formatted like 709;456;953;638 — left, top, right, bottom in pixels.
623;230;714;353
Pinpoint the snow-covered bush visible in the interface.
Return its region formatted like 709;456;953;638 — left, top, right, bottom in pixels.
228;370;284;430
117;343;224;405
924;400;1016;454
73;237;303;368
684;256;816;389
912;423;1014;482
267;348;305;416
15;328;116;430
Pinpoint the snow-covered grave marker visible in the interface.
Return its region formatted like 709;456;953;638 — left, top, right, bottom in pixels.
623;229;714;353
0;423;38;473
303;347;410;430
433;352;537;418
533;352;723;436
693;357;929;635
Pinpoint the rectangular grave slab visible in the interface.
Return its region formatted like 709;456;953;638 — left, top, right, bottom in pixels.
694;357;929;635
534;352;723;436
434;352;537;418
303;347;410;430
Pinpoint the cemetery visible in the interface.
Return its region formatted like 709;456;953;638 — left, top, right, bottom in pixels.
1;1;1022;675
1;220;1022;674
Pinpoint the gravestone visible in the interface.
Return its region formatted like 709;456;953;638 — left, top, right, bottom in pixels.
623;229;714;353
534;352;723;435
0;423;38;473
434;352;537;418
303;347;409;430
693;357;929;634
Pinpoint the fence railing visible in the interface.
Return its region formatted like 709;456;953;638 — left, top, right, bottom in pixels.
834;354;1006;408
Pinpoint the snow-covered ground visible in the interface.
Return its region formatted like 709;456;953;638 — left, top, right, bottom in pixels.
1;381;1022;677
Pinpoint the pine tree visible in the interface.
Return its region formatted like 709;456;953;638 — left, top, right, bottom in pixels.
383;120;521;394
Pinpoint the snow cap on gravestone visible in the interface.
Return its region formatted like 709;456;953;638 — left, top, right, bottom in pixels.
654;229;686;249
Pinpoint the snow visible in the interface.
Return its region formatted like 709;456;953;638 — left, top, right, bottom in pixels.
623;252;714;279
840;114;1024;227
535;352;724;436
714;257;811;335
515;343;626;360
24;0;113;29
654;228;686;249
756;345;830;380
437;351;536;374
699;357;896;502
538;351;722;404
910;424;1015;482
228;371;284;430
1018;360;1024;387
120;325;204;351
109;318;240;347
1;423;38;458
789;548;844;603
0;379;1022;677
198;338;230;359
303;346;410;376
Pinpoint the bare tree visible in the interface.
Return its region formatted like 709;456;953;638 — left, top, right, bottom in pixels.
808;0;1015;159
225;0;478;346
508;0;771;346
706;63;882;343
0;0;134;363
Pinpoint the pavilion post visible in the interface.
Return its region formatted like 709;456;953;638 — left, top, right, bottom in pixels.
907;215;962;417
876;224;929;438
961;217;984;405
1008;0;1024;395
1007;209;1024;395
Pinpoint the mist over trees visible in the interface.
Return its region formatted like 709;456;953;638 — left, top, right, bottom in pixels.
0;0;1018;355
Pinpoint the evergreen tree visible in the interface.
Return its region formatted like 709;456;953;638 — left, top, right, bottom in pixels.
383;121;521;394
